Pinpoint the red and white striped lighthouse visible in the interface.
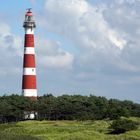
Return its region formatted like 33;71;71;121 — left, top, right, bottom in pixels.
22;9;37;101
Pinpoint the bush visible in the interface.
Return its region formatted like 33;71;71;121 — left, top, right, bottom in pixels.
109;118;139;134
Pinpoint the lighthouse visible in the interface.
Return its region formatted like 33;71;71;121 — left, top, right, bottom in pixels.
22;9;37;100
22;9;37;119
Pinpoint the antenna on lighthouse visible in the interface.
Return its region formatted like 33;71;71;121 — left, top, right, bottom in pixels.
27;8;32;12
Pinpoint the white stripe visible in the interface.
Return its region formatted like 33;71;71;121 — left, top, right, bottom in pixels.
25;28;34;34
23;68;36;75
24;47;35;54
23;89;37;97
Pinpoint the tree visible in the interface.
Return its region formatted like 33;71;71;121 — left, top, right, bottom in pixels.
0;94;140;122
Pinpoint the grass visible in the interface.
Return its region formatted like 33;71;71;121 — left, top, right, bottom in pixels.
0;118;140;140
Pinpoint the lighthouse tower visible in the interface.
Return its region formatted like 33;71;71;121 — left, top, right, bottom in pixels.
22;9;37;100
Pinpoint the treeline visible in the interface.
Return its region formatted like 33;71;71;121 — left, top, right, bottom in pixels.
0;94;140;122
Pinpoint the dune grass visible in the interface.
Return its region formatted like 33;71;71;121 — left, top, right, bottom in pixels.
0;118;140;140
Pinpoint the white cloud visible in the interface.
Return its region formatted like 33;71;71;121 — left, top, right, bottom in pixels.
0;23;10;35
44;0;127;52
39;0;140;75
0;23;22;56
37;0;128;78
116;0;139;4
0;22;22;76
39;52;73;69
36;38;74;69
34;0;140;100
108;30;127;50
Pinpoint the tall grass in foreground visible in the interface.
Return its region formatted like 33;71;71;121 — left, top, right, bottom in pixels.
0;133;40;140
0;118;140;140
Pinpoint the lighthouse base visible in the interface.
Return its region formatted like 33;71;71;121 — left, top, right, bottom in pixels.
24;111;38;120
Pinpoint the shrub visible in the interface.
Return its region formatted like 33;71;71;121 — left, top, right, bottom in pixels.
109;118;139;134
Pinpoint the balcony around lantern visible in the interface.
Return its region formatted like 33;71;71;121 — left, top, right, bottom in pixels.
23;21;36;28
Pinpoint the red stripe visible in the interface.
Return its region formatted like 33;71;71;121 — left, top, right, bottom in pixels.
22;75;37;89
24;34;34;47
23;54;35;67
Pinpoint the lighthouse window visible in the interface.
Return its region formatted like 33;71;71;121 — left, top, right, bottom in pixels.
32;69;34;72
27;16;32;21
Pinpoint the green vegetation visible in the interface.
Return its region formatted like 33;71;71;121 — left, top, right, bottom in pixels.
110;118;139;134
1;94;140;122
1;94;140;139
0;118;140;140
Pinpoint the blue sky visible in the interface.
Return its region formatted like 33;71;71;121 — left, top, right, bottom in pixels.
0;0;140;102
